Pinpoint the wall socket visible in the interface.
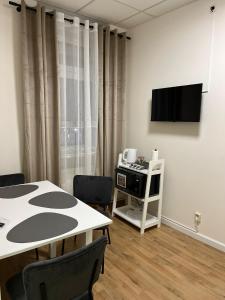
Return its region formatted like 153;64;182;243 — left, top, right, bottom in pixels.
194;212;201;227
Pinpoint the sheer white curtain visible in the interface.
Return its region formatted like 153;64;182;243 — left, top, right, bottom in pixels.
55;13;98;193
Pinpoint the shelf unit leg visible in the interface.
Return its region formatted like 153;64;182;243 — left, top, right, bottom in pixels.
157;196;162;228
140;200;148;234
112;188;118;217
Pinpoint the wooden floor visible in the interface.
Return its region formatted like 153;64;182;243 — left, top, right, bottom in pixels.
1;217;225;299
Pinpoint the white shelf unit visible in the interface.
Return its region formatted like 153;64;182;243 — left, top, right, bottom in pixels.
112;159;165;234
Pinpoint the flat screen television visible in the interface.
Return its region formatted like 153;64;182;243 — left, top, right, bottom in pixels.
151;83;203;122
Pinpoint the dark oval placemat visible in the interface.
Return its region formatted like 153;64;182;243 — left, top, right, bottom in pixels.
7;212;78;243
0;184;39;199
29;191;78;209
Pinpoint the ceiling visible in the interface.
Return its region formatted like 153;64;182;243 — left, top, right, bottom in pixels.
40;0;197;29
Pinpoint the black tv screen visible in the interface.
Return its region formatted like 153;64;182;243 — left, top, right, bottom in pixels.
151;83;203;122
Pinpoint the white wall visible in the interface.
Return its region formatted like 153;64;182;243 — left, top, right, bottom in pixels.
0;0;23;174
126;0;225;245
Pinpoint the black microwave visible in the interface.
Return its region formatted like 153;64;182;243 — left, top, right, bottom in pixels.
115;167;160;198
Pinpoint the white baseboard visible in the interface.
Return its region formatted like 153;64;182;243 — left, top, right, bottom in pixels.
162;216;225;253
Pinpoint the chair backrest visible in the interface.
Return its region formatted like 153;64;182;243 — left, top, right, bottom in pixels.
73;175;113;206
23;236;107;300
0;173;25;187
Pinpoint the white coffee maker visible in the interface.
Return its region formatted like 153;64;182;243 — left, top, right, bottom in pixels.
122;148;137;164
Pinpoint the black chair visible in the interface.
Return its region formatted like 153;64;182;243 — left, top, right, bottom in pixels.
0;173;25;187
74;175;113;242
6;236;107;300
0;173;39;260
61;176;112;257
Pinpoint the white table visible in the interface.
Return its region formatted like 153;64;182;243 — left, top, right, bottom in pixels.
0;181;112;299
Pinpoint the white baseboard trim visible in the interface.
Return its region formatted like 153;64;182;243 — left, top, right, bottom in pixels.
162;216;225;253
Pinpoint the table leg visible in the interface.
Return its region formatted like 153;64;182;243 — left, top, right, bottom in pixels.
112;188;118;217
0;285;2;300
85;230;93;245
49;242;57;258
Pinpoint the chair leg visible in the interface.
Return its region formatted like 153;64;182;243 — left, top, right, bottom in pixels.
35;248;39;260
89;290;94;300
101;257;104;274
102;229;106;236
61;239;65;255
106;227;111;244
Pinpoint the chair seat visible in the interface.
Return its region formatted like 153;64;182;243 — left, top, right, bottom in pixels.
6;272;26;300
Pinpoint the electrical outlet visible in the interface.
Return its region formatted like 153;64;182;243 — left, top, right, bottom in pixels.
194;212;201;227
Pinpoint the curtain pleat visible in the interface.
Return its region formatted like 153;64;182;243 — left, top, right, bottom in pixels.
21;0;31;181
96;26;104;176
121;33;127;152
21;0;60;184
37;6;47;179
104;27;111;176
97;27;127;176
84;20;91;174
112;30;118;169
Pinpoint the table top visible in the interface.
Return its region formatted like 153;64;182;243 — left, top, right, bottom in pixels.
0;181;112;260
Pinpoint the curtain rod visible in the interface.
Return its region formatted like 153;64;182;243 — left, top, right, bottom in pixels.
9;1;131;40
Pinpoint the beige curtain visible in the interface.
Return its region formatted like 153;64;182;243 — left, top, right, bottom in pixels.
21;1;60;184
97;27;127;176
